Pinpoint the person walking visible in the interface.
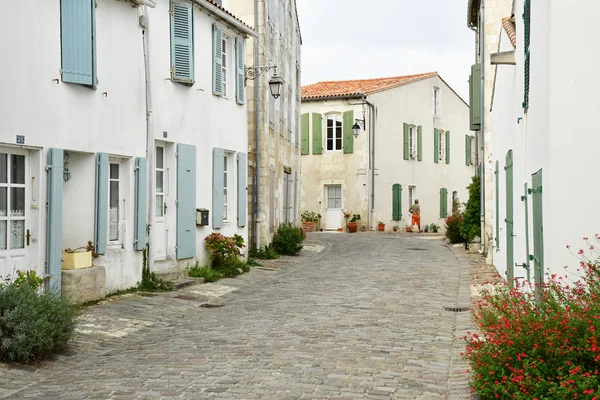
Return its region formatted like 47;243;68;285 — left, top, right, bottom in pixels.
409;199;421;232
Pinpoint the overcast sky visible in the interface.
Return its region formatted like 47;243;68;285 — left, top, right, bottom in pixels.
295;0;475;100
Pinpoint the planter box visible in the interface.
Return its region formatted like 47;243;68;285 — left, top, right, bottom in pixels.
62;250;92;270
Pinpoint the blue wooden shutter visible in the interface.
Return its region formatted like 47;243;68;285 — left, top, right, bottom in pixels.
237;152;247;227
235;37;244;105
445;131;451;164
176;144;196;259
213;24;223;96
392;184;402;221
342;110;354;154
170;0;194;84
133;157;147;251
46;149;64;293
94;153;109;255
212;148;225;228
60;0;96;86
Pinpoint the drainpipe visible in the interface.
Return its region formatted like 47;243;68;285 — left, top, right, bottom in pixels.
141;7;154;273
251;0;260;249
479;0;486;253
364;97;376;230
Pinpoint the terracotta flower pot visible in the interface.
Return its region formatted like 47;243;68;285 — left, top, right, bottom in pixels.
378;223;385;232
302;221;315;232
347;222;358;233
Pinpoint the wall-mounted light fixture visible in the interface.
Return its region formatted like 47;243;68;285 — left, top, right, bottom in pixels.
245;65;283;99
352;108;367;138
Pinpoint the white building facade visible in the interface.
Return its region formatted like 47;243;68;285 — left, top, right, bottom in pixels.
0;0;255;293
301;73;475;232
487;0;600;286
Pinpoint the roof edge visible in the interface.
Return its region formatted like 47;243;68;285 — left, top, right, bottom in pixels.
301;93;364;102
194;0;258;37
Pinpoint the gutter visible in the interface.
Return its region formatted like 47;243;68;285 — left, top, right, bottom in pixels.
479;0;486;253
194;0;258;37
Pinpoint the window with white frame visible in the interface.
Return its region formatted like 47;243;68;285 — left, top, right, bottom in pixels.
452;191;459;214
109;159;123;244
223;154;229;221
221;36;229;97
438;130;446;162
408;125;416;159
408;186;416;207
326;114;343;151
433;87;441;117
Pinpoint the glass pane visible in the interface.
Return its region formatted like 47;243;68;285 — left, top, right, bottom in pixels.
336;138;342;150
109;206;119;242
156;147;164;169
156;195;163;217
336;125;342;139
327;127;333;140
0;221;6;250
110;181;119;208
10;220;24;249
10;155;25;184
110;163;119;179
0;153;6;184
223;205;228;220
156;171;164;193
327;139;333;151
327;118;333;128
335;186;341;198
0;187;6;217
10;188;25;217
223;156;227;171
334;199;341;209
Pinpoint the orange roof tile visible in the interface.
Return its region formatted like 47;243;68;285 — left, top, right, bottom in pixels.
200;0;256;34
301;72;438;101
502;16;516;49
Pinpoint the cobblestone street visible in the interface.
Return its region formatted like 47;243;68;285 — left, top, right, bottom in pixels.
0;233;473;399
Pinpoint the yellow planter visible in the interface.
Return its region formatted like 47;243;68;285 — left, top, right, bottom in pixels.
62;250;92;270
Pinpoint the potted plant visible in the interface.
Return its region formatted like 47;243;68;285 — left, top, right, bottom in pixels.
392;225;399;232
378;221;385;231
430;223;440;233
347;213;360;233
405;225;413;233
301;211;319;232
423;224;429;233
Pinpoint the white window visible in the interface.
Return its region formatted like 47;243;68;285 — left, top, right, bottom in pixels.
221;37;228;97
409;186;416;207
433;87;441;117
109;161;121;243
438;130;445;162
326;114;343;151
223;154;229;221
408;125;416;159
452;191;459;214
0;153;26;251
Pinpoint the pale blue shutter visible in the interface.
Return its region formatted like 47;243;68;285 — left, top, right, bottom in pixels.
176;144;196;259
235;37;245;105
94;153;109;255
213;24;223;96
60;0;96;86
133;157;147;251
237;152;247;227
46;149;64;293
170;0;194;84
212;148;225;228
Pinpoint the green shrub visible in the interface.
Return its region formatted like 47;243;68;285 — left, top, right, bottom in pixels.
461;175;481;242
249;245;280;260
464;238;600;397
272;223;304;256
0;271;80;362
445;214;465;243
246;258;263;267
188;265;222;283
212;257;247;278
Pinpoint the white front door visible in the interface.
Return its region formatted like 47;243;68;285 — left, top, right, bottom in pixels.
154;145;166;259
0;149;34;275
325;185;342;230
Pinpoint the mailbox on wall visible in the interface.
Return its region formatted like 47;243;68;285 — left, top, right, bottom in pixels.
196;208;209;226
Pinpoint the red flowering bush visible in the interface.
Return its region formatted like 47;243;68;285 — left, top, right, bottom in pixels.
204;233;245;267
464;236;600;398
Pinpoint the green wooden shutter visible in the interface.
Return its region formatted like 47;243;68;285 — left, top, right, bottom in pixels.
46;149;64;293
445;131;451;164
94;153;109;255
465;135;471;166
417;126;423;161
343;110;354;154
60;0;96;86
440;187;448;218
505;150;515;286
235;37;244;104
495;161;500;250
176;143;196;259
471;64;482;129
237;152;247;227
212;148;225;228
312;113;322;155
531;169;544;289
300;113;309;155
212;23;223;95
392;184;402;221
403;123;409;160
523;0;531;111
170;0;194;84
434;129;439;163
133;157;147;251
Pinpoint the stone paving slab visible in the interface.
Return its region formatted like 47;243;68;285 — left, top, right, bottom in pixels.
0;233;474;399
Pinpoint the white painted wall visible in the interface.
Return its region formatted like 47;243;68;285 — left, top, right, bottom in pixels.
0;0;250;291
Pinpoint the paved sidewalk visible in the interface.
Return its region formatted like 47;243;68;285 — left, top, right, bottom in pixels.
0;232;474;399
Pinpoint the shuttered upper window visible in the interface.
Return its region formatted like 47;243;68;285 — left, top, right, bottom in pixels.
60;0;96;87
170;0;194;84
326;114;343;151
